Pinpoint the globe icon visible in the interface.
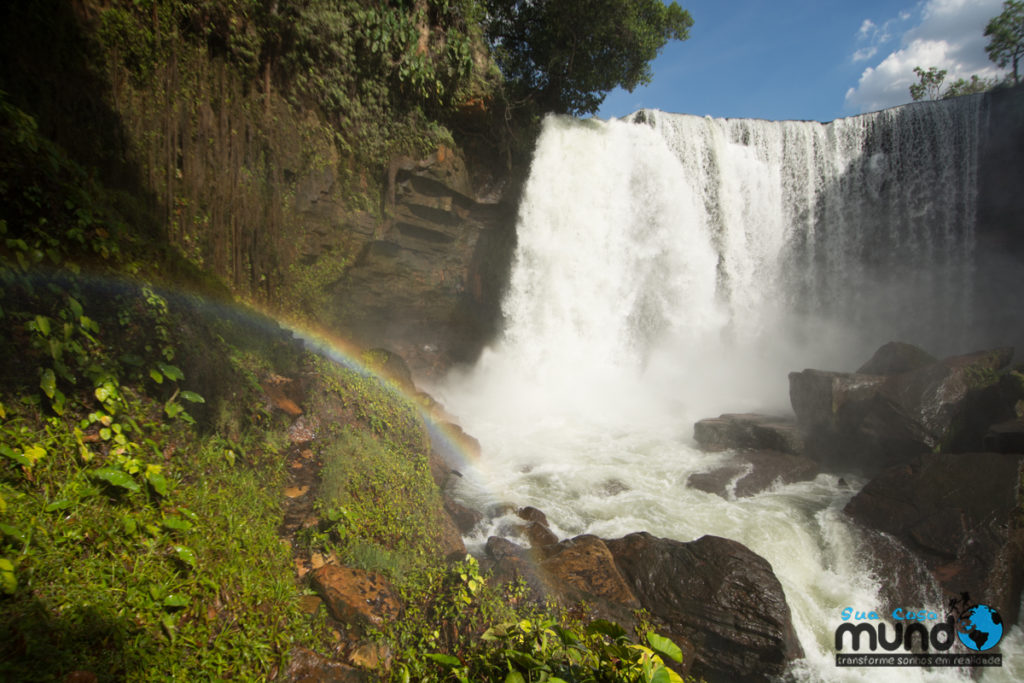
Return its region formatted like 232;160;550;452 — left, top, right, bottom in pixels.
956;604;1003;652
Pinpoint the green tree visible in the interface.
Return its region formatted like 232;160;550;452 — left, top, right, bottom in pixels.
943;74;999;97
484;0;693;116
985;0;1024;85
909;66;947;101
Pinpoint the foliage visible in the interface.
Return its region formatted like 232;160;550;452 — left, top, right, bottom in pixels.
944;74;1001;97
985;0;1024;85
484;0;692;116
378;558;694;682
909;66;948;101
909;66;998;101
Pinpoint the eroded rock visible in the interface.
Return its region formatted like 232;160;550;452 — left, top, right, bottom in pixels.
308;565;402;629
693;413;804;455
687;450;819;498
844;452;1024;627
606;532;802;682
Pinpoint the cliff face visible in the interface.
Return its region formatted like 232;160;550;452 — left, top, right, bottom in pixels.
975;84;1024;351
0;0;518;378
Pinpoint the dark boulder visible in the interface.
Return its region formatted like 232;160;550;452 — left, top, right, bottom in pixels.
844;453;1024;628
605;532;803;682
790;346;1015;473
687;450;819;498
693;413;804;455
443;495;483;534
984;418;1024;453
856;341;936;375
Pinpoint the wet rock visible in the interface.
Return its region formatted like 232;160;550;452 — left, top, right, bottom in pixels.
361;348;414;390
485;535;524;560
261;374;304;416
332;145;516;378
516;506;549;526
984;418;1024;453
538;535;640;624
522;521;559;548
856;341;937;375
285;647;369;683
440;422;482;459
435;508;468;562
443;495;483;534
605;532;803;682
790;346;1015;473
308;565;402;629
693;413;804;455
844;452;1024;628
687;450;819;498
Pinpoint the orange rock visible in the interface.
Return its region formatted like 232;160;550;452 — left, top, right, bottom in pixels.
308;565;403;628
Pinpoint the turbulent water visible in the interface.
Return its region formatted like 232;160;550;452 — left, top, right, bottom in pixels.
435;98;1023;681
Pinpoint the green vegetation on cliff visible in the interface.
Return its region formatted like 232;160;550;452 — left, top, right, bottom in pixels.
0;1;700;680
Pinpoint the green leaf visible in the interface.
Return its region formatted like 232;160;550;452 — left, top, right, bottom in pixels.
586;619;627;640
646;632;683;663
92;467;140;492
149;368;164;384
506;651;543;669
44;499;74;513
147;472;169;497
163;593;190;609
0;557;16;594
157;363;184;382
40;368;56;399
51;389;65;416
22;444;45;465
650;667;684;683
176;507;198;523
162;515;192;532
173;545;197;569
424;653;461;668
34;315;50;337
179;390;204;404
68;296;83;320
0;444;31;467
164;402;184;419
504;673;526;683
94;385;110;402
0;523;27;545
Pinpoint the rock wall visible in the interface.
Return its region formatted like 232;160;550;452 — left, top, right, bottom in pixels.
975;83;1024;351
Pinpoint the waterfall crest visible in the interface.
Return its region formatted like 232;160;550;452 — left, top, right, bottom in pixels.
497;97;985;409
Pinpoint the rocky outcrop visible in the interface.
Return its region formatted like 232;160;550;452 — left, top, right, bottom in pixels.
789;346;1015;473
856;341;937;375
687;450;819;498
693;413;804;455
606;532;803;682
482;530;802;682
308;565;403;630
844;453;1024;628
332;146;517;377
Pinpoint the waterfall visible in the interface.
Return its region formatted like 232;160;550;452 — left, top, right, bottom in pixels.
500;97;985;404
435;96;1022;683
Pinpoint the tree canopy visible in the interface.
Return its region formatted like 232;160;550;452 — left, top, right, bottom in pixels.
985;0;1024;85
484;0;693;116
909;66;998;101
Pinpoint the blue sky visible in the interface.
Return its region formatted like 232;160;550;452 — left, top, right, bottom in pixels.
596;0;1008;123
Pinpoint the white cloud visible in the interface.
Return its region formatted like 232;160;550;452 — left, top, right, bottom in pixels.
858;19;877;39
844;0;1008;113
853;46;879;62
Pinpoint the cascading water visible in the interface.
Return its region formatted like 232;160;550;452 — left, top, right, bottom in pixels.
435;96;1021;681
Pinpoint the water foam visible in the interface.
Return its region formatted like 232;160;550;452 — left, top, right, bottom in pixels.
436;98;1022;681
